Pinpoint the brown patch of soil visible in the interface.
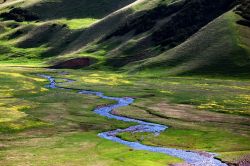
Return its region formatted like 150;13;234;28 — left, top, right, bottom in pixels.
237;160;250;166
229;154;250;166
51;58;92;69
146;102;250;125
0;143;8;150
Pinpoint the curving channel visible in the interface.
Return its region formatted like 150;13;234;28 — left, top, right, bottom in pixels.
40;74;227;166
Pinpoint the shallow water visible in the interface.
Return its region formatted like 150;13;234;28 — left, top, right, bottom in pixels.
40;74;227;166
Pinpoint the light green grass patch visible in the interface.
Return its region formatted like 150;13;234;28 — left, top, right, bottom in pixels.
0;132;182;166
117;128;250;153
56;18;99;30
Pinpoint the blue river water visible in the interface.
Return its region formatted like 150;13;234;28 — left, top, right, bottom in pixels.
40;74;227;166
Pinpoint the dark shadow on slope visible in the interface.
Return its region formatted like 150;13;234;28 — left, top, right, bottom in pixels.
235;0;250;27
25;0;136;20
0;8;39;22
151;0;236;46
16;23;82;58
6;0;137;59
4;25;33;40
101;0;236;68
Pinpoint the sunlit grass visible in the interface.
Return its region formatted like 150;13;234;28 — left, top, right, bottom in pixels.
0;38;47;64
56;18;99;30
50;69;250;118
77;73;131;86
0;100;28;123
0;66;182;165
117;128;250;153
0;66;249;165
0;68;50;132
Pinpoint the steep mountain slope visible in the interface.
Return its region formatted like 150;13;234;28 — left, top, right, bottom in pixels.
127;11;250;75
0;0;137;20
95;0;249;76
0;0;249;76
0;0;140;63
97;0;235;66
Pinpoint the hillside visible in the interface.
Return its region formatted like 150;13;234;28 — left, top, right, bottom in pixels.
0;0;139;64
0;0;249;75
128;10;250;76
1;1;250;166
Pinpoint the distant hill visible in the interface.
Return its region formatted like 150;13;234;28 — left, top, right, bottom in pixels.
0;0;249;76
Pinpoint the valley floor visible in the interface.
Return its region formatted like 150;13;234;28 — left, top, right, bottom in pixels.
0;66;250;165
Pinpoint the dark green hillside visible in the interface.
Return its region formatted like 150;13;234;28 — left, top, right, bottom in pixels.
0;0;139;64
0;0;136;20
129;11;250;76
87;0;249;76
25;0;136;20
0;0;249;76
99;0;236;68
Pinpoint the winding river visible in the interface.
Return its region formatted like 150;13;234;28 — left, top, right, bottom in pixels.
40;74;227;166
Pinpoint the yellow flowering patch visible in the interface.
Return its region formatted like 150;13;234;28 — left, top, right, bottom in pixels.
0;71;49;94
0;103;29;123
160;90;174;94
30;87;49;94
239;95;250;101
4;119;48;131
31;77;47;82
198;101;225;110
0;72;24;78
166;81;180;85
90;74;100;77
194;83;209;87
40;87;48;92
229;86;250;90
80;73;131;86
0;90;13;98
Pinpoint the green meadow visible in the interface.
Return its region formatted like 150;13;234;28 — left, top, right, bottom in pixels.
0;66;249;165
0;66;183;166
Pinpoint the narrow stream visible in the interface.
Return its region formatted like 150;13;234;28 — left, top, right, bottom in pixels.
40;74;227;166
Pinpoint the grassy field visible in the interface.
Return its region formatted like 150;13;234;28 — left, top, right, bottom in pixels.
0;66;182;166
0;0;249;77
50;69;250;163
0;66;250;165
